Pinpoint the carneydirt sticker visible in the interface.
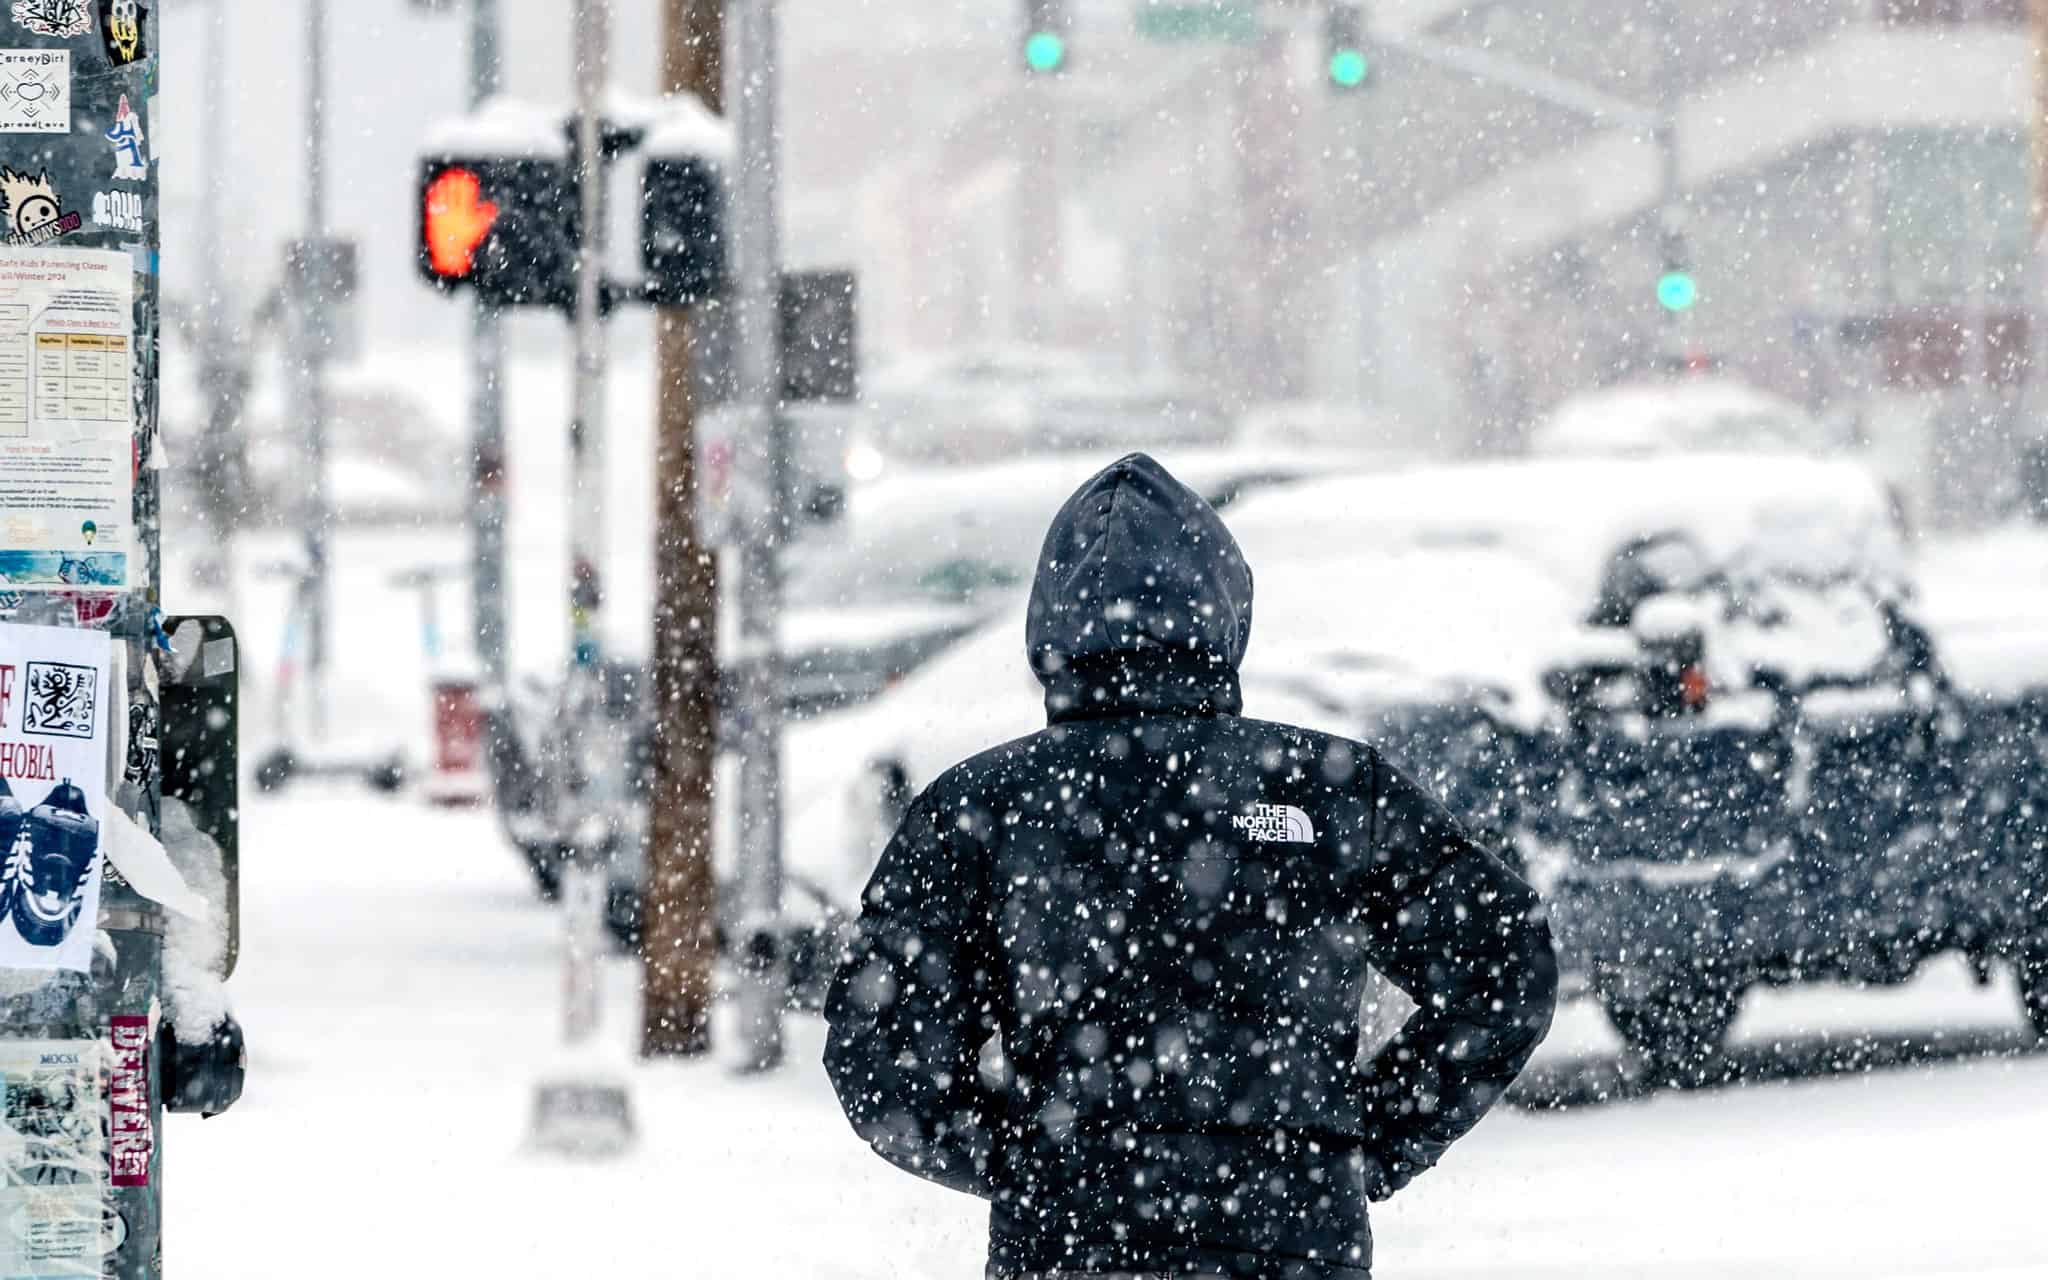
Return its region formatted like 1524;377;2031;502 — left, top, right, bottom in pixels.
8;0;89;39
0;47;67;133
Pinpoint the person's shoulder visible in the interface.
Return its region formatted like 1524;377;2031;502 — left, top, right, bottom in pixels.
919;726;1064;804
1227;713;1387;770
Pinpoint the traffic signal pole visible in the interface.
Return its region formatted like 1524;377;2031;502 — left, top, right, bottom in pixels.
469;0;509;688
298;0;334;742
642;0;724;1060
730;0;789;1072
563;0;614;1048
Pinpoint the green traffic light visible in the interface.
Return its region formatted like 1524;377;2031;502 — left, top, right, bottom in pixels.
1025;30;1067;73
1329;48;1369;89
1657;271;1699;312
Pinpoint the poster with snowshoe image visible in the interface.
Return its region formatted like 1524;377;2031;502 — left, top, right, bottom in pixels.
0;621;106;972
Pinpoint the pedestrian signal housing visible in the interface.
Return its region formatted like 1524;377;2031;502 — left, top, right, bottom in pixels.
417;157;580;309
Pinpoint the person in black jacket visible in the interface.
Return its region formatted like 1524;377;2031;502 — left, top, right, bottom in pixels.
825;453;1558;1279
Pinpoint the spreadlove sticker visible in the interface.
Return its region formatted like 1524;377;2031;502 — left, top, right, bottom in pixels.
0;620;110;974
0;49;67;134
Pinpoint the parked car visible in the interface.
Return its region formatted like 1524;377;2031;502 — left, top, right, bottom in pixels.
1529;376;1844;459
791;450;2048;1080
1229;452;2048;1073
859;346;1231;466
486;447;1375;930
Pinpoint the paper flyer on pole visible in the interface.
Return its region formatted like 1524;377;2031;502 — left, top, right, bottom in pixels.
0;247;134;594
0;621;109;973
0;1039;105;1280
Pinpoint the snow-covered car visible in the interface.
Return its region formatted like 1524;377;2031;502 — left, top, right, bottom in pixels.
487;447;1375;924
1223;453;2048;1071
859;346;1231;467
791;449;2048;1073
1529;376;1843;459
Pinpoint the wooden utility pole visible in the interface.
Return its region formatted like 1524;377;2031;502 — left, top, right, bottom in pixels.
642;0;726;1058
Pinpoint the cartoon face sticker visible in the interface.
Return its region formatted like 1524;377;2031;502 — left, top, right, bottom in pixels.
1;167;59;238
101;0;145;66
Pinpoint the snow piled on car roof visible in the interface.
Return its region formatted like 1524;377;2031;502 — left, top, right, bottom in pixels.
1224;453;1906;725
1530;378;1838;458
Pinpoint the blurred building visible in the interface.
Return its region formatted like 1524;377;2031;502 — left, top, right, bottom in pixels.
840;1;2036;524
1322;0;2032;525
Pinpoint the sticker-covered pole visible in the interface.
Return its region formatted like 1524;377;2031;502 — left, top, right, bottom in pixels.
0;2;172;1276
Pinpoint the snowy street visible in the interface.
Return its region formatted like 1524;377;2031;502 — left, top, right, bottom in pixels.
173;784;2048;1279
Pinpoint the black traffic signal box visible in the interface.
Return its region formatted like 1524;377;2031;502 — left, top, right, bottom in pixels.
417;156;581;310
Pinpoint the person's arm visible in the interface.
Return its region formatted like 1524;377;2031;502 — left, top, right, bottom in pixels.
1354;753;1559;1199
823;790;1002;1199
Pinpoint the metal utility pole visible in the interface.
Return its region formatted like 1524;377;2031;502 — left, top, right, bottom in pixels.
1651;0;1687;370
642;0;725;1059
298;0;334;741
194;0;247;602
2026;0;2048;489
470;0;509;686
730;0;788;1072
562;0;613;1048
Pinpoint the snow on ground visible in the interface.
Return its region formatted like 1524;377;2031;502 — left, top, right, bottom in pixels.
175;782;2048;1278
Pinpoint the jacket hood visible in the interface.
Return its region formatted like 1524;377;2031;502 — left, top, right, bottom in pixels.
1027;453;1254;722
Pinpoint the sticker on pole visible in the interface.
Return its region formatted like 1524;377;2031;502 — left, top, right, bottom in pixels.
7;1;89;39
0;621;110;973
106;1016;149;1188
0;247;134;592
0;1038;103;1278
0;50;67;134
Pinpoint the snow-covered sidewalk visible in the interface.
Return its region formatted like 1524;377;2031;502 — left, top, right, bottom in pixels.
175;788;2048;1278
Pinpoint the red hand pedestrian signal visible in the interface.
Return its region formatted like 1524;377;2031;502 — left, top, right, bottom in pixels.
423;167;499;280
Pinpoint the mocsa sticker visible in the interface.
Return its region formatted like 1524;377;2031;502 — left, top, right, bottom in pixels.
1232;803;1318;845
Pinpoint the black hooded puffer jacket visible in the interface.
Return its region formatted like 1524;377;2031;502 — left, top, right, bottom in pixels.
825;454;1558;1279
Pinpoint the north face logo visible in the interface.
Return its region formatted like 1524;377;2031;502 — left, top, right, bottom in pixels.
1231;803;1317;844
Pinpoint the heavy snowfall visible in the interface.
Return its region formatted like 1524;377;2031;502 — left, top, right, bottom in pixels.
4;0;2048;1277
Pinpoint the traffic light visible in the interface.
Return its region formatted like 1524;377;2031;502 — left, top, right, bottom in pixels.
1657;228;1696;313
417;156;580;309
1325;3;1370;92
1023;0;1070;74
1656;270;1698;313
642;155;727;307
